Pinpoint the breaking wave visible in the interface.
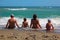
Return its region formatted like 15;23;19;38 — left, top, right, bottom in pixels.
5;8;28;11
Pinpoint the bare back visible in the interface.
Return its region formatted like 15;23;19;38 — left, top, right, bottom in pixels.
46;23;54;30
31;19;41;29
22;21;28;28
8;18;16;28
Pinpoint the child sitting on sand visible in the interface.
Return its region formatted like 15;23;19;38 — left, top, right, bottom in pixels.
21;18;29;28
30;14;42;29
46;19;54;31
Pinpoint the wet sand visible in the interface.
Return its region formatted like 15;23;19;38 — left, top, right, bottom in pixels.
0;29;60;40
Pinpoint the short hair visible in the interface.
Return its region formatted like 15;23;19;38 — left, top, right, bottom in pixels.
48;19;51;22
10;14;14;17
24;18;26;21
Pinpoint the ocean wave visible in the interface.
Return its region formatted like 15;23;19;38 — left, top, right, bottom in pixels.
5;8;28;11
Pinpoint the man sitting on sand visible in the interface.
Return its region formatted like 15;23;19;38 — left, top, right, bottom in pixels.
22;18;29;28
6;14;20;29
30;14;42;29
46;19;54;31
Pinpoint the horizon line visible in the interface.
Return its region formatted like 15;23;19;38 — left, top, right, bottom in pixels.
0;6;60;8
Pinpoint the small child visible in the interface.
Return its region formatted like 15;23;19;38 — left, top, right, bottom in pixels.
46;20;54;31
22;18;29;28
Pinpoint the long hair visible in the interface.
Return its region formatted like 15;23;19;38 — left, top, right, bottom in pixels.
33;14;37;20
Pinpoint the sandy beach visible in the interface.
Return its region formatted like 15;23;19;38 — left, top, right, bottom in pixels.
0;29;60;40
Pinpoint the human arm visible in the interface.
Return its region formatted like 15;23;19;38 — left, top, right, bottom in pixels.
26;22;29;28
15;20;20;28
51;24;54;30
30;19;33;28
6;22;8;28
6;20;9;28
37;20;42;28
27;22;29;27
21;22;24;27
46;23;48;28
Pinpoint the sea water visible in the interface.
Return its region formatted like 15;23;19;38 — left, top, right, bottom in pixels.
0;7;60;30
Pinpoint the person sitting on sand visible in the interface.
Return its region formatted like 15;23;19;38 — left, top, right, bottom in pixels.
46;19;54;31
30;14;41;29
21;18;29;28
6;14;20;29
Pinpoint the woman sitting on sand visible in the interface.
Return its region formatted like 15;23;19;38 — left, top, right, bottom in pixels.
21;18;29;28
46;19;54;31
30;14;42;29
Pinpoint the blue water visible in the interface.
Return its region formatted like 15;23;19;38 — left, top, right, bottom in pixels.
0;7;60;31
0;7;60;18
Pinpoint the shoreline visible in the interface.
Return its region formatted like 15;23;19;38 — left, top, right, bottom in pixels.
0;27;60;33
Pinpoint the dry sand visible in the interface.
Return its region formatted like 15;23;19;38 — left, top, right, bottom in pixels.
0;29;60;40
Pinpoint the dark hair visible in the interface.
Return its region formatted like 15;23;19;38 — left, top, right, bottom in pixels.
24;18;26;21
33;14;37;20
48;19;51;22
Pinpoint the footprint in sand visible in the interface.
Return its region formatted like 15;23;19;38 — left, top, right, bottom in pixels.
25;37;29;40
7;35;14;39
0;35;4;37
42;35;49;38
52;35;59;38
0;35;5;39
25;34;36;40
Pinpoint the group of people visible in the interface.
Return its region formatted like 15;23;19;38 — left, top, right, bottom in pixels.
6;14;54;31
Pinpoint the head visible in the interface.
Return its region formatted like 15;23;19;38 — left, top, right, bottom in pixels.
33;14;37;20
10;14;14;18
24;18;26;21
48;19;51;23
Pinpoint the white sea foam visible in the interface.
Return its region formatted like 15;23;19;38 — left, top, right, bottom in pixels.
5;8;28;11
0;17;60;29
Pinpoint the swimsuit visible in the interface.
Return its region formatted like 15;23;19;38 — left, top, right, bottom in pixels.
8;26;15;29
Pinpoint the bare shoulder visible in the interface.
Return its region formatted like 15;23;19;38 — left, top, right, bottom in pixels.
14;19;16;21
36;19;39;22
46;23;48;25
14;19;17;22
31;19;33;21
26;21;28;23
51;24;53;26
31;19;33;22
37;19;39;21
8;19;11;22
